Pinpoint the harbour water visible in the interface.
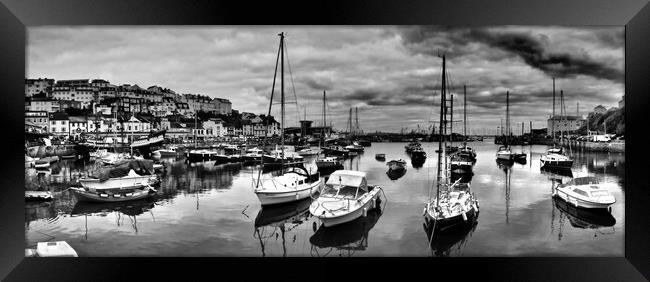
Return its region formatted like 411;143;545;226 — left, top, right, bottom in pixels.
25;141;624;256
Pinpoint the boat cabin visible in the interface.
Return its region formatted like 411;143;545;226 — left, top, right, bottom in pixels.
570;176;599;186
323;170;371;199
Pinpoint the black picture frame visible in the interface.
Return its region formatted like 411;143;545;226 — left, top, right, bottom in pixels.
1;0;648;281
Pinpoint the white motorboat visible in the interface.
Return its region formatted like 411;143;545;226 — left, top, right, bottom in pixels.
309;170;383;227
553;176;615;209
496;145;514;160
78;169;155;190
316;156;343;171
541;147;573;168
25;241;78;257
70;184;156;203
25;191;53;201
153;146;179;157
242;147;263;163
297;147;321;156
101;152;131;165
255;166;322;206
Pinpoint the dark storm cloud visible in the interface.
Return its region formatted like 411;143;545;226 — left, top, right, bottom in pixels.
398;26;624;82
301;77;333;91
467;30;623;82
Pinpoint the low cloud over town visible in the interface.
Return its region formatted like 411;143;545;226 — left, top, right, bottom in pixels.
28;26;624;133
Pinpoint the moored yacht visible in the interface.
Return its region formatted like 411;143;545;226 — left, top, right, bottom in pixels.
552;176;615;209
309;170;383;227
541;146;573;168
254;165;322;206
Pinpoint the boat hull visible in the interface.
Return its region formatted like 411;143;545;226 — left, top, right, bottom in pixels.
553;188;614;209
424;204;479;231
78;175;153;190
451;162;473;173
496;153;513;160
255;181;321;206
313;189;381;227
70;187;155;203
540;159;573;168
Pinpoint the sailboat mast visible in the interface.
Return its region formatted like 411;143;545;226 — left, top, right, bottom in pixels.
560;89;565;144
552;77;556;143
256;32;282;188
355;107;359;135
506;91;510;146
463;85;467;145
280;32;285;168
450;94;454;145
435;55;447;207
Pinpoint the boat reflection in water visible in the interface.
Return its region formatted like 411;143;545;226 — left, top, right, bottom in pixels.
70;198;157;236
540;166;573;179
70;199;156;217
253;198;312;257
450;172;473;185
386;168;406;180
551;197;616;240
495;158;514;170
309;200;384;257
423;211;478;257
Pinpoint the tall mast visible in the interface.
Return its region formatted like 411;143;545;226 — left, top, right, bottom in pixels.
450;94;454;146
348;108;353;136
506;91;510;146
560;89;564;143
355;107;359;135
552;77;556;143
463;85;467;146
280;32;285;168
256;31;282;188
435;54;447;208
321;91;325;147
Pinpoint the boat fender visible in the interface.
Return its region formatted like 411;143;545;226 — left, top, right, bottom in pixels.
296;193;299;200
422;207;426;216
462;212;467;221
362;207;367;217
473;203;478;212
608;206;612;213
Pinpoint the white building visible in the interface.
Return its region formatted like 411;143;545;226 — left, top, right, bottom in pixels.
48;112;69;136
27;98;60;113
51;86;98;108
547;115;585;135
25;111;49;130
122;115;151;133
202;118;225;138
25;78;54;97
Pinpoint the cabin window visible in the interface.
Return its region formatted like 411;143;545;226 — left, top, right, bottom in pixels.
573;189;588;197
590;190;609;197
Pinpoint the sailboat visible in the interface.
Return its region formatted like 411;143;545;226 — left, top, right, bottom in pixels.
316;90;344;172
541;78;574;169
254;32;323;206
423;55;479;232
496;91;516;163
451;85;476;174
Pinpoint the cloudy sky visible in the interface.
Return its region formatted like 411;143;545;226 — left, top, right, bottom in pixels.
28;26;624;134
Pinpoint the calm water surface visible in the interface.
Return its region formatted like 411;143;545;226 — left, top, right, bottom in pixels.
25;141;624;256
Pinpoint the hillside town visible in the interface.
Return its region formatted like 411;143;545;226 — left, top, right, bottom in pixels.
24;78;284;144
